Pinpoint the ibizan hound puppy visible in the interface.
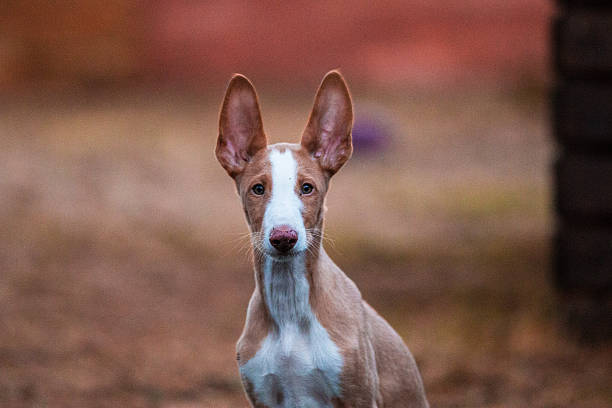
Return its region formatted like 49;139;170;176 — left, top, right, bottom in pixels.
216;71;429;408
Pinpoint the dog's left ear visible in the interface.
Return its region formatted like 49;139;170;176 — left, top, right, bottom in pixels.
301;70;353;176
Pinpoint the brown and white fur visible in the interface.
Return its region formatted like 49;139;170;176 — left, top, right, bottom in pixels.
215;71;428;408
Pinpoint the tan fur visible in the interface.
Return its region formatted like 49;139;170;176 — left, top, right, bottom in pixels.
217;71;428;407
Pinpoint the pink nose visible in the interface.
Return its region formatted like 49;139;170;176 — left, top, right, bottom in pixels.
269;226;298;252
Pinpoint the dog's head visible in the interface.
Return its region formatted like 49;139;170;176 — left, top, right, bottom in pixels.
216;71;353;259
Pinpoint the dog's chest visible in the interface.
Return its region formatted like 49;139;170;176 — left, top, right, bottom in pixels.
240;323;343;407
240;258;343;407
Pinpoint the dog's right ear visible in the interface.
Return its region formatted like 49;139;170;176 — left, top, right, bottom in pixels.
216;74;267;178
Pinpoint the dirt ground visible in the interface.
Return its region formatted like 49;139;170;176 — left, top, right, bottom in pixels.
1;86;610;407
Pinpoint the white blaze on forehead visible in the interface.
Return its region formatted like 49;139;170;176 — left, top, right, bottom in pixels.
263;147;306;252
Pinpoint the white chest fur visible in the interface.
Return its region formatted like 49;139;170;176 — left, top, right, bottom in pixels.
240;256;343;407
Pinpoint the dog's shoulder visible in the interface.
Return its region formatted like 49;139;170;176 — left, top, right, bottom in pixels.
236;290;269;366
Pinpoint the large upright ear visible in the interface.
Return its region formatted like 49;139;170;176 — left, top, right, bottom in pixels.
216;74;267;178
301;70;353;176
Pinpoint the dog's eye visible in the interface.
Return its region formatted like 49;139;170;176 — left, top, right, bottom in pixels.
252;184;265;195
301;183;314;195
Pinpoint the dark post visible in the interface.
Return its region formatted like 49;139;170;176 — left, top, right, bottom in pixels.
554;0;612;340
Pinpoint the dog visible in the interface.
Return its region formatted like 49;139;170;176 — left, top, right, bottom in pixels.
215;70;428;407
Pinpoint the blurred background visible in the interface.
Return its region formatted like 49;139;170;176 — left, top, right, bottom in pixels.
1;1;610;407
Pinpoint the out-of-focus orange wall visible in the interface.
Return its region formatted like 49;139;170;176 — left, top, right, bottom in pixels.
1;0;143;87
1;0;552;89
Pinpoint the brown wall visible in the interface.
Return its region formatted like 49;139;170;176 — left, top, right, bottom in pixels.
1;0;552;89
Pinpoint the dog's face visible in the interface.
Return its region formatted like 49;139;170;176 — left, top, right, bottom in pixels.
216;71;353;259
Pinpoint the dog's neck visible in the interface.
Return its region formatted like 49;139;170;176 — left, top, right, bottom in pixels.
252;236;324;330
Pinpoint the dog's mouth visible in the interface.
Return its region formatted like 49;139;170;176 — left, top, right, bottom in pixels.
264;248;303;261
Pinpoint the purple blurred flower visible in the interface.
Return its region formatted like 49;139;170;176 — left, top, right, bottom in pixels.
351;108;393;155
